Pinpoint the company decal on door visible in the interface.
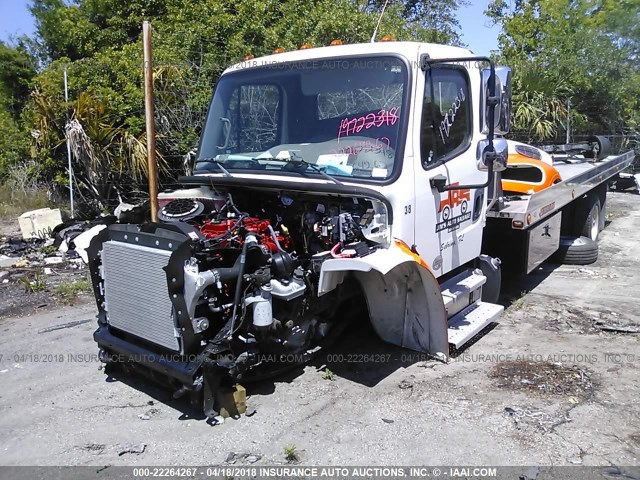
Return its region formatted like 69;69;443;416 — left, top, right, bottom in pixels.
436;183;472;233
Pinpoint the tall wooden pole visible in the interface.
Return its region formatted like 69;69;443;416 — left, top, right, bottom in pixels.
143;21;159;222
64;67;75;218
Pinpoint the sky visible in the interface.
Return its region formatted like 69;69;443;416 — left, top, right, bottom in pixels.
0;0;36;41
0;0;500;55
457;0;501;55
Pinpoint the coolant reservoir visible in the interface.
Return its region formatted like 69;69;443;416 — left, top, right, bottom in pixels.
270;270;306;301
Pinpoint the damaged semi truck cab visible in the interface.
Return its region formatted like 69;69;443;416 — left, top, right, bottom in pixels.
88;42;633;417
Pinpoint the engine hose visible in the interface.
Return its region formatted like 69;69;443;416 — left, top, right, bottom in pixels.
331;242;351;258
229;239;250;337
227;192;243;216
267;224;285;252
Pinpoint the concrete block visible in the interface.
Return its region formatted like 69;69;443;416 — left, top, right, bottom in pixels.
18;208;63;240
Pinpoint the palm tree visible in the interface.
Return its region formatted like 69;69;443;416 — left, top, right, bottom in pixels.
510;63;582;142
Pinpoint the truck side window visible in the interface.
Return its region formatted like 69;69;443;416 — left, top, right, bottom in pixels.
421;67;471;167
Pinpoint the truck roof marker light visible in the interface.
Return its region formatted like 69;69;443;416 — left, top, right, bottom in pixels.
513;220;524;228
299;43;313;50
244;54;255;60
329;39;343;46
272;48;285;54
526;214;532;225
380;35;394;42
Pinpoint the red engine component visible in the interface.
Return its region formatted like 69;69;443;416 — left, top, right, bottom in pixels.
199;217;292;252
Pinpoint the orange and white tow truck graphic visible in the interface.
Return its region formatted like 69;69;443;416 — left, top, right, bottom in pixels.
436;183;471;232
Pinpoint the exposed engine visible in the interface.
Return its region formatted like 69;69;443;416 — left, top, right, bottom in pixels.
88;185;390;418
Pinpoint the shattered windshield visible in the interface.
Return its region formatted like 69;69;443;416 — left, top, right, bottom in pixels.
196;56;409;181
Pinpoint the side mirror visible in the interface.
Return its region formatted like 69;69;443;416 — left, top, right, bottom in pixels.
495;67;512;135
481;66;512;135
476;138;508;172
481;68;503;134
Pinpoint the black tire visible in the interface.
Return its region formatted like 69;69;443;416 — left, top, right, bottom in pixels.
550;236;598;265
598;188;607;231
571;189;603;241
583;135;612;160
580;197;601;241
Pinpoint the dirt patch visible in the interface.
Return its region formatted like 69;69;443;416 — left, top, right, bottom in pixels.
0;267;92;319
530;299;640;335
0;217;20;238
489;360;594;399
78;443;106;455
628;433;640;448
1;231;94;319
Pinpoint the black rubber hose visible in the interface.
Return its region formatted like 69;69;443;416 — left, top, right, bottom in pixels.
229;239;249;333
228;234;265;335
215;259;241;283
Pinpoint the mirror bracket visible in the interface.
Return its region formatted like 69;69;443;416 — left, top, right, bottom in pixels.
429;175;447;192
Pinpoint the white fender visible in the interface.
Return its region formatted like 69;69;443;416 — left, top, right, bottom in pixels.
319;243;448;358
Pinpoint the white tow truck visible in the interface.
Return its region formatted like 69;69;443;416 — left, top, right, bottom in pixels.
88;40;635;418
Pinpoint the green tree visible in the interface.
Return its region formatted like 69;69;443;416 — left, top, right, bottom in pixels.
0;41;37;115
364;0;470;45
16;0;468;211
487;0;640;140
0;41;37;177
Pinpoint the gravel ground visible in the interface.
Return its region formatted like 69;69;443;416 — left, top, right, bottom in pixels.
0;192;639;468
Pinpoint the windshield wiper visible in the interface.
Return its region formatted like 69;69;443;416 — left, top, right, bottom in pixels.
196;158;233;177
283;152;343;185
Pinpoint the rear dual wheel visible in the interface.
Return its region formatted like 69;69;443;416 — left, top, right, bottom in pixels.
551;236;598;265
581;198;601;241
553;188;606;265
575;188;607;242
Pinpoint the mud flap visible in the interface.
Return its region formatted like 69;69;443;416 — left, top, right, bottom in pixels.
318;246;448;358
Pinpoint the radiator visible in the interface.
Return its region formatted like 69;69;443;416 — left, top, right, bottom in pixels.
101;240;180;351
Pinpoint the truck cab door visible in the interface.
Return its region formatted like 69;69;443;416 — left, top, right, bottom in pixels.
413;61;487;277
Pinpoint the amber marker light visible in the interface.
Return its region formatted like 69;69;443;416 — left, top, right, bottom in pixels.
394;239;430;270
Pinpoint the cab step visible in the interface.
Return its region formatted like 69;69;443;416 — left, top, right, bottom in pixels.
447;301;504;348
440;268;487;318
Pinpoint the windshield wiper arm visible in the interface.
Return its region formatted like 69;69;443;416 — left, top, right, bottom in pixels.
196;158;233;177
286;152;343;185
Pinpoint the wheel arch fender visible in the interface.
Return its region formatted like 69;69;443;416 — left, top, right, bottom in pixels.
318;244;448;358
